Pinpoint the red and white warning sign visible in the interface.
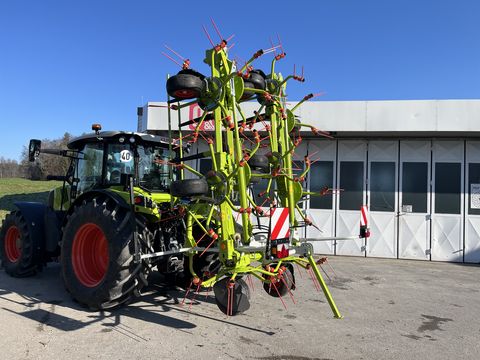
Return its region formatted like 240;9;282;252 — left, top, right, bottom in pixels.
359;205;370;238
270;207;290;240
360;205;368;227
270;208;290;258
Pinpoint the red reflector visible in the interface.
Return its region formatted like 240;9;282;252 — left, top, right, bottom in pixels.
134;196;143;205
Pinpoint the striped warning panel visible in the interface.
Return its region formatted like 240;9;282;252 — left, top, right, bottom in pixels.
360;205;368;226
271;207;290;240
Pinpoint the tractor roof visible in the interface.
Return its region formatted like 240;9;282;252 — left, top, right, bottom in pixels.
67;131;173;150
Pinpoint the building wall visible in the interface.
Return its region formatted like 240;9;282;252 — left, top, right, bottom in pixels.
139;99;480;263
296;138;480;263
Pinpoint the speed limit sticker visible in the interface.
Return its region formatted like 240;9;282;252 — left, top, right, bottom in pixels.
120;150;133;162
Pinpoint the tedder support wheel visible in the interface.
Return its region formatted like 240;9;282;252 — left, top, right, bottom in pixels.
248;69;267;90
213;277;251;316
170;178;209;198
166;69;205;100
263;266;295;297
240;80;255;100
248;154;270;172
0;211;42;277
61;195;150;310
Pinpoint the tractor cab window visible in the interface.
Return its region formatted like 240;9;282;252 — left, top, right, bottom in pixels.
105;144;135;184
137;145;174;192
76;142;104;194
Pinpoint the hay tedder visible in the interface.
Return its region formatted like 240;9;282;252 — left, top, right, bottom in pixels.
0;24;369;317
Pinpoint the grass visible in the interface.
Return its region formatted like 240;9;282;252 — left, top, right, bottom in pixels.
0;178;61;222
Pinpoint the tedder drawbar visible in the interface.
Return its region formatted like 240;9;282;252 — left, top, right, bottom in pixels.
0;24;369;317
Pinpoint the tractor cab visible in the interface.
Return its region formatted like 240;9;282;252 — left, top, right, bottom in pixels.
68;130;175;195
28;125;177;212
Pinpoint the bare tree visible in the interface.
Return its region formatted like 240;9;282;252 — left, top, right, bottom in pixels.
19;132;74;180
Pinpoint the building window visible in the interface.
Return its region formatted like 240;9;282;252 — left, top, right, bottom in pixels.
339;161;364;211
309;161;334;210
435;162;461;214
370;162;395;212
402;162;428;213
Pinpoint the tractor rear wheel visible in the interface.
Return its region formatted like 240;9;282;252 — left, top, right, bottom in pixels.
61;195;149;310
0;211;41;277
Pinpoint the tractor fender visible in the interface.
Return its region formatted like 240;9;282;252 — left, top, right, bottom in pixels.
13;202;47;261
68;190;130;218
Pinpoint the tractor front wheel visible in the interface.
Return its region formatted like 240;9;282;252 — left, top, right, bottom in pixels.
0;211;42;277
61;195;150;310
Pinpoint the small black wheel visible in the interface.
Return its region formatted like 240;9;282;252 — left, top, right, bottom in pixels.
0;211;42;277
213;277;251;315
248;154;269;172
263;266;295;297
170;179;209;197
248;69;267;90
241;80;255;100
166;69;205;100
257;78;278;105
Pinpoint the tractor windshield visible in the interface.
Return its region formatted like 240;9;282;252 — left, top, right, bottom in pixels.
137;145;173;192
104;143;174;192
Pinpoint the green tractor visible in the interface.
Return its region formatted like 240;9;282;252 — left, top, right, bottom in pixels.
0;125;202;309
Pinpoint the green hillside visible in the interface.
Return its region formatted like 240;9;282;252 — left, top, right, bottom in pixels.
0;178;61;222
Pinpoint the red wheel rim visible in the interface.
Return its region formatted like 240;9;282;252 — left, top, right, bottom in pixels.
4;226;21;263
173;89;197;98
72;223;109;287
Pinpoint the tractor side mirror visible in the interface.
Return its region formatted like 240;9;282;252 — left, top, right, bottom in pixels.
28;139;42;162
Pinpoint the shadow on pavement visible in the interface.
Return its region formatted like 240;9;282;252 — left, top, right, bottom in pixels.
0;264;275;336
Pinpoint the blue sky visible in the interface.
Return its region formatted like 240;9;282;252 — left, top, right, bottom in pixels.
1;0;479;161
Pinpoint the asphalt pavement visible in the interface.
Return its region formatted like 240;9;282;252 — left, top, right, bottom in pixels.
1;256;479;360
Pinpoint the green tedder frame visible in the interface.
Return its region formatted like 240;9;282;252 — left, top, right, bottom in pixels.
165;31;345;318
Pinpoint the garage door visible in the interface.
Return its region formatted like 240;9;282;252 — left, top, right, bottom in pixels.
306;140;336;254
367;141;398;258
336;140;366;256
398;141;431;260
431;141;464;262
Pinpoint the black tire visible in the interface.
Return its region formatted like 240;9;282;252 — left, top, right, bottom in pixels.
180;252;221;290
248;69;266;90
263;266;294;297
166;69;205;100
170;179;209;197
213;277;251;315
0;211;42;277
61;195;149;310
241;80;255;100
248;154;269;172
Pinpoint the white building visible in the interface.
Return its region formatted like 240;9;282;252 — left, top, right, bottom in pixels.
138;99;480;263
